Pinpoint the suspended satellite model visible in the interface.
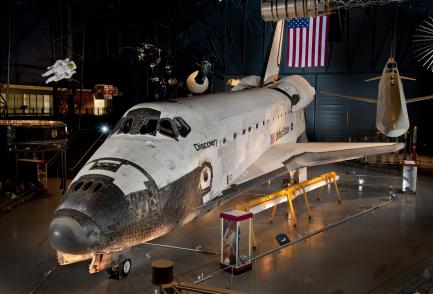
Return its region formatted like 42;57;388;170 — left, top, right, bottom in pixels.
413;17;433;71
186;60;212;94
41;58;77;84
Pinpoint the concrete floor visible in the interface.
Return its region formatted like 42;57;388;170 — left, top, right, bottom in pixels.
1;163;433;294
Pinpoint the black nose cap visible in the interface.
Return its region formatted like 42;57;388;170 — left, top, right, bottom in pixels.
49;216;89;254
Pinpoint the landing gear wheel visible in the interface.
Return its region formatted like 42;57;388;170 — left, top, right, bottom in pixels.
122;259;131;277
106;259;132;280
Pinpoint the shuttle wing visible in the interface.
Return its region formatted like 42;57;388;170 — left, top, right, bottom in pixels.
224;142;402;196
321;91;377;104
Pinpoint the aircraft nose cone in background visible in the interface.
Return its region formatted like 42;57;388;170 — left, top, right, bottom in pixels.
49;215;93;254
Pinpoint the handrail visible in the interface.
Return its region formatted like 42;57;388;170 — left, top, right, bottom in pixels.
47;150;61;168
70;132;104;172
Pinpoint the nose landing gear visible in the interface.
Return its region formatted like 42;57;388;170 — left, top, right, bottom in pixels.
106;259;132;280
88;249;132;279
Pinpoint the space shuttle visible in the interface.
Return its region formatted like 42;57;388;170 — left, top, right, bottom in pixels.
322;57;433;137
48;20;403;278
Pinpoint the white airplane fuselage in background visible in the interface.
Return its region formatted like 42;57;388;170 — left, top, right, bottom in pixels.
376;58;409;137
323;57;433;138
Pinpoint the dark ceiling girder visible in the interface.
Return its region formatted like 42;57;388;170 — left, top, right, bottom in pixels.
349;10;368;71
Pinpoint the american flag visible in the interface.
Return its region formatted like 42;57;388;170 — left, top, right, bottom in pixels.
286;16;329;68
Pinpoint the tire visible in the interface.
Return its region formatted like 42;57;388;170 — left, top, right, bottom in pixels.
120;259;131;278
106;259;131;280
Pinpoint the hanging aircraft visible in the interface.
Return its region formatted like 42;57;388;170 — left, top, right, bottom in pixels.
322;57;433;137
48;20;403;279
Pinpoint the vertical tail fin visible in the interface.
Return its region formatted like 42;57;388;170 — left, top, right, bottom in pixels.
260;20;285;87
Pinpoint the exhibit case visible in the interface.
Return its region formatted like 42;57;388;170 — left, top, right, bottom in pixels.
220;210;253;274
402;160;417;193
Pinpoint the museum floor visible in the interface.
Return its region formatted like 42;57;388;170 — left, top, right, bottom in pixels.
1;162;433;294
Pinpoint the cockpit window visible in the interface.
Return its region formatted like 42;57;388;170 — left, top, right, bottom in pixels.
109;118;124;137
158;119;177;139
115;108;191;140
116;108;162;135
386;62;397;72
173;117;191;137
140;118;158;136
120;118;133;134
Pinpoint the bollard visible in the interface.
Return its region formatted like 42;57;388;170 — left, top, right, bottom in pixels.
151;259;174;285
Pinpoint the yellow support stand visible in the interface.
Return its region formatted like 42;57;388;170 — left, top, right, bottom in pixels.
287;191;298;227
235;171;342;248
333;178;342;203
301;188;313;220
269;205;277;223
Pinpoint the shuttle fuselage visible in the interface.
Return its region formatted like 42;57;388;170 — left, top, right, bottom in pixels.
49;75;314;264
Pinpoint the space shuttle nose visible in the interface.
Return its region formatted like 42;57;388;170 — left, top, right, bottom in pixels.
49;214;99;254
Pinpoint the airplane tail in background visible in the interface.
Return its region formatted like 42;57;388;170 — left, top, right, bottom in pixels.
232;20;284;92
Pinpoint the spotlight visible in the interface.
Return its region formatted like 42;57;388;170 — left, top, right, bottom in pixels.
100;125;109;133
358;178;364;185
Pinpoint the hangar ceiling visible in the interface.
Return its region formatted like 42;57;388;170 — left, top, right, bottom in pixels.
1;0;433;149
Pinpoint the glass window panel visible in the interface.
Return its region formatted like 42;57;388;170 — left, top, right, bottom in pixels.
158;119;176;139
37;94;44;113
173;117;191;137
49;95;53;114
140;119;158;135
23;94;29;113
29;94;37;113
120;118;133;134
43;95;51;113
7;93;15;110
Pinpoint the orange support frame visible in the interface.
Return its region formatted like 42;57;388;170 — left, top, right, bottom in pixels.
235;171;341;248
